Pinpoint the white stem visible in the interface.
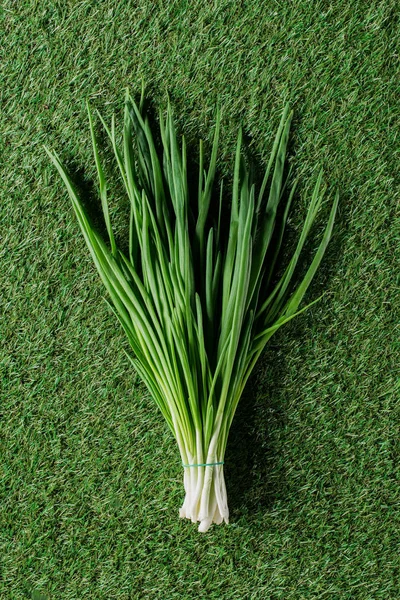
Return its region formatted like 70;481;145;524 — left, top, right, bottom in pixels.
179;462;229;532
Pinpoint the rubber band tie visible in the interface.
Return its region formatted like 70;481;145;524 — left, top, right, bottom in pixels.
182;461;224;468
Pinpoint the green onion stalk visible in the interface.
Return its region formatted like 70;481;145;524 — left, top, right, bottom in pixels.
46;90;338;532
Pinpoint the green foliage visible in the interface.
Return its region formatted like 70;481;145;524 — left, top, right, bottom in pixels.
46;93;338;473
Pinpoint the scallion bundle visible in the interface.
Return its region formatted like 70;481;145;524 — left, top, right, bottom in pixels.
46;91;338;532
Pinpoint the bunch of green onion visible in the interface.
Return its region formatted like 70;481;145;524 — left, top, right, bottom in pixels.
46;90;338;532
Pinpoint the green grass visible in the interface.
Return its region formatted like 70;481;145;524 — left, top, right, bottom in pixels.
1;0;399;598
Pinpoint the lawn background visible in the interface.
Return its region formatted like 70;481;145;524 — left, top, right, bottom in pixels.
1;1;399;598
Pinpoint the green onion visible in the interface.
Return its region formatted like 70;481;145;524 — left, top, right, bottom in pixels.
46;91;339;532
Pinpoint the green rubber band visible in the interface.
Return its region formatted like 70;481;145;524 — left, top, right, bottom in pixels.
182;461;224;468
